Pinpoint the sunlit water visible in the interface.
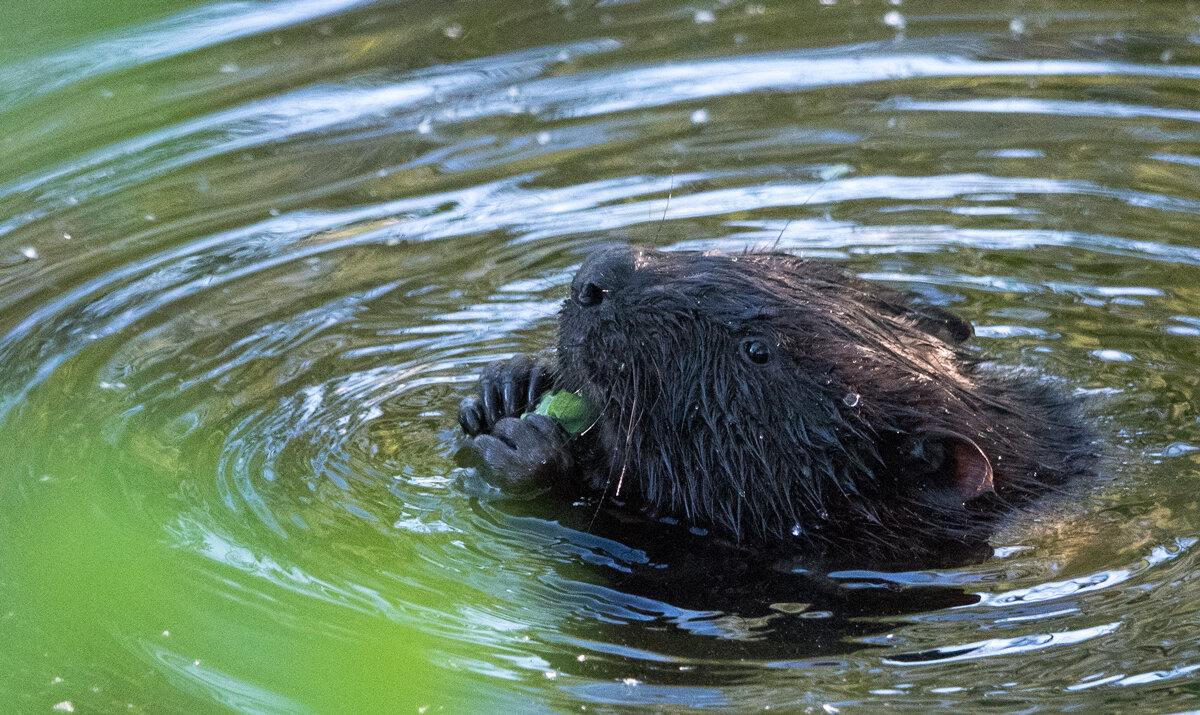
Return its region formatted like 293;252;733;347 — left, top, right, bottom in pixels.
2;0;1200;712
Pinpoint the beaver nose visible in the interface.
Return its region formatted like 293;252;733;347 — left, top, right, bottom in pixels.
571;245;645;308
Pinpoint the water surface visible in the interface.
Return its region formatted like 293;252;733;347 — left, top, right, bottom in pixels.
3;0;1200;712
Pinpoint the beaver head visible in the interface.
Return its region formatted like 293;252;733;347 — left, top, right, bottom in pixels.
556;246;1089;561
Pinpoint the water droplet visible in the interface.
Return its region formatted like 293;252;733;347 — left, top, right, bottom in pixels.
883;10;905;29
842;392;860;407
622;678;640;686
544;670;558;679
536;131;551;145
143;214;155;221
791;524;802;537
219;63;239;74
62;234;72;240
1009;17;1026;36
443;24;462;39
19;246;38;260
694;9;715;23
417;118;433;134
690;108;709;124
53;702;74;713
819;0;836;6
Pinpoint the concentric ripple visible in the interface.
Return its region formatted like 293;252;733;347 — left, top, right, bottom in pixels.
3;0;1200;712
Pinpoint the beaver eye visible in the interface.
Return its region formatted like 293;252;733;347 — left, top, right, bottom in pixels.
741;339;771;365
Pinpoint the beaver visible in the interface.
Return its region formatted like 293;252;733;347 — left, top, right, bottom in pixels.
458;245;1094;564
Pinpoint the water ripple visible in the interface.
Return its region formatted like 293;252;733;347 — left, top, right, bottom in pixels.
4;1;1200;711
0;0;377;110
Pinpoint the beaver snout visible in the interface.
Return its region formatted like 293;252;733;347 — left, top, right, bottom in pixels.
570;245;662;308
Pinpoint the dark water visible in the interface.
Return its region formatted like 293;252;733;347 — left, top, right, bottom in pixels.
3;0;1200;712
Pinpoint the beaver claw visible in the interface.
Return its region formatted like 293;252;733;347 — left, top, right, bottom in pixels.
458;355;556;436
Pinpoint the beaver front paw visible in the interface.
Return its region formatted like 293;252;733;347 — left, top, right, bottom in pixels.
458;355;556;436
471;414;573;484
458;356;568;485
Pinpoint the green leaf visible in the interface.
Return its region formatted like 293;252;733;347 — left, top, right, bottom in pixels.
530;391;597;436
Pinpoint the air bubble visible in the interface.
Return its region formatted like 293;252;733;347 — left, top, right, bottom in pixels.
843;392;860;407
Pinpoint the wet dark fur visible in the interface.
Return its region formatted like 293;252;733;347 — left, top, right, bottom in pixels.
460;246;1094;564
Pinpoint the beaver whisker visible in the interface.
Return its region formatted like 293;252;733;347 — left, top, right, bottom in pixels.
615;391;639;498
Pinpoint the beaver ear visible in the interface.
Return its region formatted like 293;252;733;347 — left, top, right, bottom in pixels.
943;434;994;501
900;431;995;503
909;304;974;345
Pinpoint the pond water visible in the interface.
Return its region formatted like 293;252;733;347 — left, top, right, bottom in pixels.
3;0;1200;712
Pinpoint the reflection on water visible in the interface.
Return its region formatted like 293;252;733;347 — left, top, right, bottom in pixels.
2;0;1200;711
